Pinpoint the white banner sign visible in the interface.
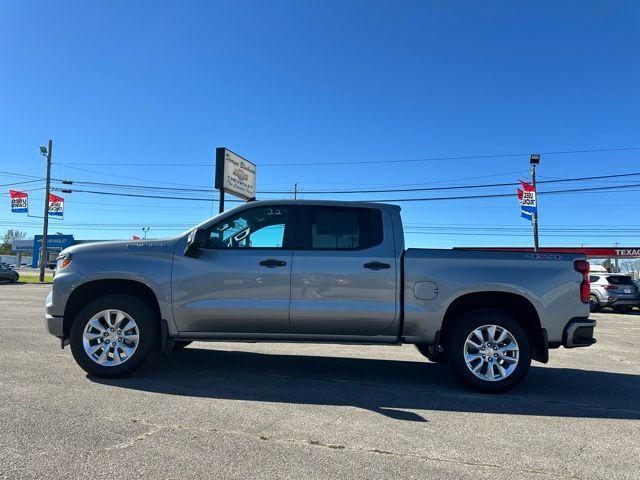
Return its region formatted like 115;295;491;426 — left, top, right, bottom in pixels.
215;148;256;200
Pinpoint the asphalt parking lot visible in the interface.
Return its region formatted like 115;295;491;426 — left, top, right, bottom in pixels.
1;284;639;479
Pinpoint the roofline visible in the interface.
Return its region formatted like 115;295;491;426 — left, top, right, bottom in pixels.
243;198;401;210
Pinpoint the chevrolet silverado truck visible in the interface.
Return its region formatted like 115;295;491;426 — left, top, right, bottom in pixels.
45;200;596;392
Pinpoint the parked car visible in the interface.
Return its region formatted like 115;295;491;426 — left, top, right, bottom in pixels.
0;263;19;283
589;274;640;313
45;200;595;393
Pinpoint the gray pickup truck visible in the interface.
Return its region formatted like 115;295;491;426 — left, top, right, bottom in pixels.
45;200;596;392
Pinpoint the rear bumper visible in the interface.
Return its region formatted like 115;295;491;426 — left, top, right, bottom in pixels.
563;318;596;348
606;298;640;307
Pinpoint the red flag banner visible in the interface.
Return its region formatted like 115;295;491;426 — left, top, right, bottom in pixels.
48;193;64;218
10;190;28;213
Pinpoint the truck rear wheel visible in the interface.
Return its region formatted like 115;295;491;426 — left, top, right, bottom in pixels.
70;294;159;378
589;295;600;313
447;309;531;393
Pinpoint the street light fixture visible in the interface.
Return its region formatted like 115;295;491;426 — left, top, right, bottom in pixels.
40;146;48;156
530;153;540;165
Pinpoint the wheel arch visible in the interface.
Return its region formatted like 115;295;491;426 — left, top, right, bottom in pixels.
63;279;162;339
439;291;548;363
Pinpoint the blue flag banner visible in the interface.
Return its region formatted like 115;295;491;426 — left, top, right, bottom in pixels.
520;205;536;221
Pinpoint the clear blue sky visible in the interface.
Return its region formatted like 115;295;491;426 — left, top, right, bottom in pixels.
1;1;639;248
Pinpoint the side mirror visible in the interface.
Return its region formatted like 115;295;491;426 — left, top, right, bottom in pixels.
184;228;208;258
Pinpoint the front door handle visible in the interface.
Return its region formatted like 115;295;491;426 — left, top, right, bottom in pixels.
259;259;287;268
364;261;391;270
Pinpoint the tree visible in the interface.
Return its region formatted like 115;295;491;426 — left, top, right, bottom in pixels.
601;258;612;273
620;259;640;277
0;229;27;255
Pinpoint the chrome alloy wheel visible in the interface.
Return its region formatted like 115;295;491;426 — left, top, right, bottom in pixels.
463;324;519;382
82;309;140;366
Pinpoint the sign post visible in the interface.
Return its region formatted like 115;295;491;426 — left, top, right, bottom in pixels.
215;147;257;213
517;154;540;252
530;154;540;252
39;140;52;282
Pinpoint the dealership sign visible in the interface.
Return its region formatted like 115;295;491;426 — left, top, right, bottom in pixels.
10;190;28;213
215;147;256;200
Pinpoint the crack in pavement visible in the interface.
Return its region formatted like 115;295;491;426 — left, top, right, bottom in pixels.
101;417;577;479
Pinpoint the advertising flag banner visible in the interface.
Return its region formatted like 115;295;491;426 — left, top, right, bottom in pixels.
48;193;64;218
517;181;536;221
10;190;28;213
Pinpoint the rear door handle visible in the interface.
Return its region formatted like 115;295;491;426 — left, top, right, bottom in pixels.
364;261;391;270
259;259;287;268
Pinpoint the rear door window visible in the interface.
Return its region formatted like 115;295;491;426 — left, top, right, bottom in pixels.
589;275;600;283
606;276;634;286
298;206;383;250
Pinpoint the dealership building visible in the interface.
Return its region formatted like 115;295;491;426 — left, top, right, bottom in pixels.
11;234;110;268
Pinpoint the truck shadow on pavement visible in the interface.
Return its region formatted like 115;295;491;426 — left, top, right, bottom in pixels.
91;348;640;423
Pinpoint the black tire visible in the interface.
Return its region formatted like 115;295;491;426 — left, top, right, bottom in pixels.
446;309;531;393
415;343;446;364
11;273;19;283
172;340;193;351
70;294;159;378
589;295;600;313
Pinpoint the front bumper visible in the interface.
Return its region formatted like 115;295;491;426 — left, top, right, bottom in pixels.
44;290;64;338
45;314;64;338
563;318;597;348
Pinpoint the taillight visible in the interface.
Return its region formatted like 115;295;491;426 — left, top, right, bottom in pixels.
602;285;616;290
574;260;590;304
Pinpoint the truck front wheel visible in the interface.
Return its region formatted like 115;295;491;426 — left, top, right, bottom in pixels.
70;294;159;378
447;309;531;393
414;343;446;364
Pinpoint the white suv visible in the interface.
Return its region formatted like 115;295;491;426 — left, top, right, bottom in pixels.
589;274;640;313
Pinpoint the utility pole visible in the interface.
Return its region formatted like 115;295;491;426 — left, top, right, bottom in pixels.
530;154;540;253
293;183;298;199
39;140;52;282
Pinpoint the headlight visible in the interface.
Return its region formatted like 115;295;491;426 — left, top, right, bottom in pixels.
56;254;73;271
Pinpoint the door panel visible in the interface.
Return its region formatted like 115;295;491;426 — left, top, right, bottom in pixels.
289;206;398;336
172;248;292;333
171;204;296;333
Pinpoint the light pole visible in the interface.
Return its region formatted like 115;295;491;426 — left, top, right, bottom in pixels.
39;140;52;282
530;154;540;252
142;227;150;239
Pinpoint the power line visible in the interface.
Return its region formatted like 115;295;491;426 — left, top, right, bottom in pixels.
367;182;640;202
0;170;44;180
50;187;242;202
52;146;640;167
54;164;215;189
51;181;640;203
0;179;43;188
52;171;640;195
